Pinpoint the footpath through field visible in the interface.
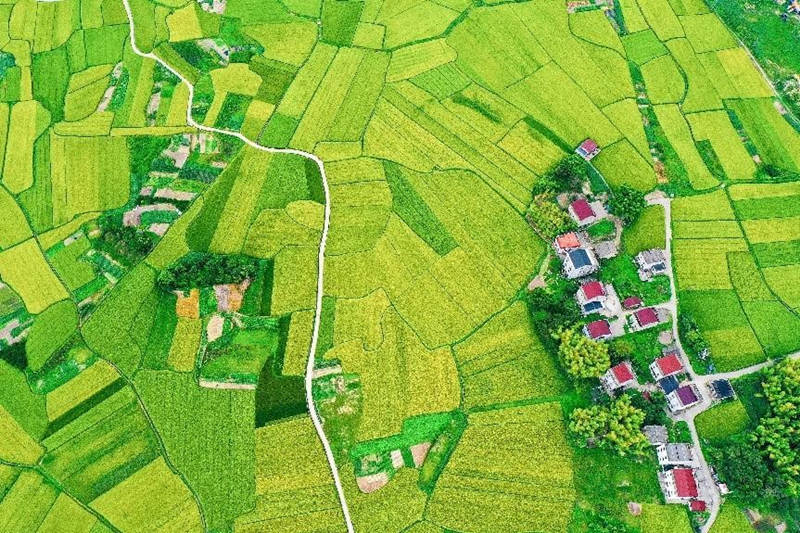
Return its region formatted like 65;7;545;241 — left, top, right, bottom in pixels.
119;3;354;531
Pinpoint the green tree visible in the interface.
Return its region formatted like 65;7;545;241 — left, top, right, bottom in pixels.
553;326;610;379
609;186;645;225
753;359;800;496
569;395;649;457
708;439;786;507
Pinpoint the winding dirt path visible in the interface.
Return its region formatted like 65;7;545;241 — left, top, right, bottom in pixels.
119;5;354;531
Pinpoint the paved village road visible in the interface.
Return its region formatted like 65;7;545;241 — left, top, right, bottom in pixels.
121;4;355;531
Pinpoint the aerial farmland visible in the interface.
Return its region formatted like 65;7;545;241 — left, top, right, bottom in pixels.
0;0;799;531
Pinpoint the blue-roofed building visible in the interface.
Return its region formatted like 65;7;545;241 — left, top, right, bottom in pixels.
563;247;599;279
708;379;735;402
659;375;679;395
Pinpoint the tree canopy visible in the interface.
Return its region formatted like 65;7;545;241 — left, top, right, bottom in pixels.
553;325;610;379
753;359;800;496
569;395;650;458
157;252;259;291
609;186;645;226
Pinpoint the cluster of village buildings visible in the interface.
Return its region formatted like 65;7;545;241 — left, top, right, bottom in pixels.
554;140;739;513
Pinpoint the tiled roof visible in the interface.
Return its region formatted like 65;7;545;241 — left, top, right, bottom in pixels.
622;296;642;309
586;319;611;339
611;362;634;384
556;232;580;249
635;307;659;326
579;139;599;153
656;354;683;376
673;468;698;498
677;385;699;406
581;281;605;300
570;199;595;221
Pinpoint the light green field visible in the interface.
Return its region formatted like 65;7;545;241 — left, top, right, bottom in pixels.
166;318;201;372
454;302;565;409
592;140;656;191
695;399;750;441
0;405;43;465
46;360;119;421
653;104;718;190
91;457;203;532
686;110;756;180
426;403;575;532
234;416;345;533
641;54;685;104
0;239;68;314
624;204;666;254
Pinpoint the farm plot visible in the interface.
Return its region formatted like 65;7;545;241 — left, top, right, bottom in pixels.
49;134;130;226
686;110;756;180
325;306;459;441
695;399;750;442
624;204;666;254
45;359;120;422
0;470;59;531
90;457;203;532
453;301;565;410
0;239;68;314
640;55;685;104
591;140;656;191
233;416;345;533
135;371;255;532
426;402;575;532
0;405;43;465
727;98;800;172
653;105;718;190
40;385;162;503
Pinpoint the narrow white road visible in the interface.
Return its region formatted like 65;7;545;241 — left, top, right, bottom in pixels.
119;5;354;531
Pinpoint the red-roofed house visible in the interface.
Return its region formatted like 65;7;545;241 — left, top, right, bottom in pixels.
568;199;597;226
650;353;684;380
554;232;581;253
630;307;662;330
575;281;620;316
601;361;636;392
622;296;642;310
584;319;612;341
659;468;699;502
576;138;600;161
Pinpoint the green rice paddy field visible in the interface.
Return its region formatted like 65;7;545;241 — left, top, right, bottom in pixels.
0;0;798;530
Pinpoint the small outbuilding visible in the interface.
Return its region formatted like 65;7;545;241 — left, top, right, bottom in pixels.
576;138;601;161
708;379;735;402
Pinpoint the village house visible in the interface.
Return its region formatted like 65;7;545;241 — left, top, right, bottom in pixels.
584;319;612;341
635;249;668;281
708;379;735;403
649;352;684;380
575;281;620;316
600;361;636;392
666;384;702;412
659;468;699;503
629;307;666;331
622;296;642;310
656;443;697;468
568;198;599;227
789;0;800;14
563;247;599;279
554;232;581;254
575;138;601;161
658;375;679;395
